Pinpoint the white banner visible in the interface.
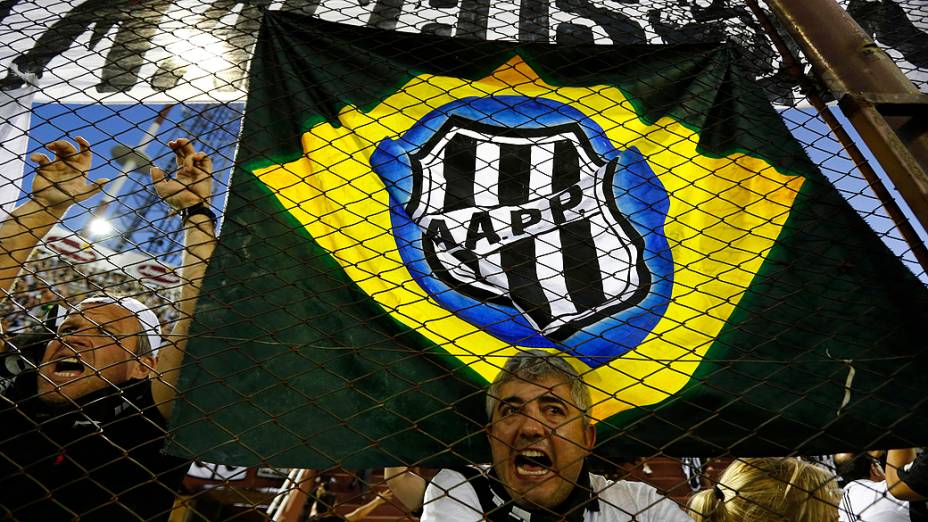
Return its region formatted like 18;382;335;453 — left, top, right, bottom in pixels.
0;81;34;218
38;225;181;287
0;0;923;105
186;461;249;481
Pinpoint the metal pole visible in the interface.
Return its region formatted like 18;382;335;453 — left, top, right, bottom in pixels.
764;0;928;234
275;469;315;522
267;468;300;519
103;104;175;209
84;105;174;243
744;0;928;274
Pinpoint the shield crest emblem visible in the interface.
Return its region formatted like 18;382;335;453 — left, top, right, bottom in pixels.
405;116;651;340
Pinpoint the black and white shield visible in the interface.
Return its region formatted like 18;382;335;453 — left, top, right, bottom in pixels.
407;117;650;339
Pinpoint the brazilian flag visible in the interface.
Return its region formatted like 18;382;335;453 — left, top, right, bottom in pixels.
168;13;928;466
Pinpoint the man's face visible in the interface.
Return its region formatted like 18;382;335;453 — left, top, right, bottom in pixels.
37;302;153;404
487;374;595;511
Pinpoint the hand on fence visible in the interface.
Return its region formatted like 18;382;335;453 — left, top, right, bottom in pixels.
148;138;217;420
342;488;394;522
376;488;394;503
150;138;213;211
384;466;426;513
29;136;108;210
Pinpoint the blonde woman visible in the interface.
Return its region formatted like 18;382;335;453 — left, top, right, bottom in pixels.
688;457;841;522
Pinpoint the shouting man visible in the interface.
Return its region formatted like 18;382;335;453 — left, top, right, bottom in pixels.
0;136;216;520
421;349;692;521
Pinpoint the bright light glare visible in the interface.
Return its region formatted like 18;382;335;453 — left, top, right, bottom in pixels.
87;217;114;237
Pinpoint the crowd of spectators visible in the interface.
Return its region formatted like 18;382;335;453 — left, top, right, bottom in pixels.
0;254;178;335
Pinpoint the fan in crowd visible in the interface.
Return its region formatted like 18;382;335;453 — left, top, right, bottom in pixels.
687;457;841;522
0;253;177;335
834;451;909;521
886;448;928;521
419;349;693;521
0;136;217;520
307;480;395;522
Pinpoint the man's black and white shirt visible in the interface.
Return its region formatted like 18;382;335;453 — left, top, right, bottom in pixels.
839;479;909;522
421;467;693;522
0;351;187;521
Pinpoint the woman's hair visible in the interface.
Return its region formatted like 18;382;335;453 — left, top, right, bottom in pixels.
687;458;840;522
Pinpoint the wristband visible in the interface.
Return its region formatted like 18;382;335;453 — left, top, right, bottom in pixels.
180;202;217;226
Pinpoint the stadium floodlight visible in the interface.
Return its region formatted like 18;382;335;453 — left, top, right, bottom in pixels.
87;217;115;237
84;105;174;245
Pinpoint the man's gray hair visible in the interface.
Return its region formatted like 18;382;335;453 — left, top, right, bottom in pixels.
486;349;592;423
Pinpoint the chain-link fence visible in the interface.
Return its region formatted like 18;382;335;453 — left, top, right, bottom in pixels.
0;1;926;521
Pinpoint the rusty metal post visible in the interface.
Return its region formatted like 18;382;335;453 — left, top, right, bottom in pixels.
745;0;928;273
765;0;928;234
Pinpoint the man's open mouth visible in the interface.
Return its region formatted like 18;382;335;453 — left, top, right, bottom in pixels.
51;357;85;378
514;449;552;477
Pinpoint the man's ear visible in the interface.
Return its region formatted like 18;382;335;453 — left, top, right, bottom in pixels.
129;353;157;380
584;422;596;451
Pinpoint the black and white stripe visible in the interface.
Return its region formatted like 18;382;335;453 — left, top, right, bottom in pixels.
412;122;646;338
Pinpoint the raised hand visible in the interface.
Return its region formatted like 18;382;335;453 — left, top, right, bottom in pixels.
149;138;218;420
29;136;108;210
150;138;213;211
377;488;395;503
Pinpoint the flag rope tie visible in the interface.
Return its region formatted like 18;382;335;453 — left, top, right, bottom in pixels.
837;359;856;417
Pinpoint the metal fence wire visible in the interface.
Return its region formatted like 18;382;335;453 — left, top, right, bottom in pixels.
0;0;926;521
